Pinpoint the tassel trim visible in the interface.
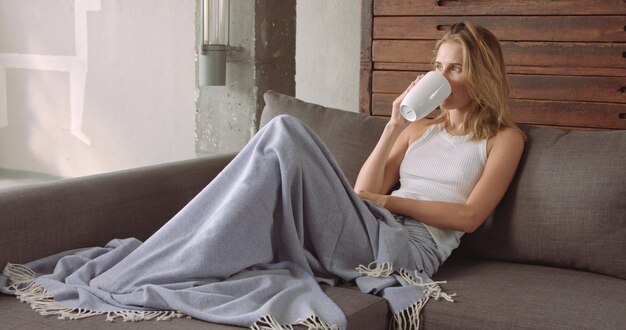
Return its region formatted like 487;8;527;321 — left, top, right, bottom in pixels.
355;261;394;277
390;300;425;330
251;315;338;330
5;261;451;329
356;263;456;330
251;315;294;330
390;268;456;330
396;268;456;302
4;263;336;329
106;310;185;322
2;263;185;322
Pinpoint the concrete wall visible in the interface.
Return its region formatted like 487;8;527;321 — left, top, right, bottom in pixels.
295;0;360;113
195;1;257;155
0;0;196;177
195;0;296;155
195;0;360;154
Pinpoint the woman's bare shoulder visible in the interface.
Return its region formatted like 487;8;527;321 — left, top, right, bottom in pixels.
487;126;525;155
404;118;437;144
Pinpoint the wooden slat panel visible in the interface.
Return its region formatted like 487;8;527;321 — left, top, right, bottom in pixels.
373;40;436;63
360;61;373;116
371;93;393;116
374;0;626;16
359;0;374;115
509;99;626;129
372;93;626;129
373;40;626;69
373;71;626;103
502;42;626;69
374;62;626;77
372;71;418;93
504;66;626;78
374;16;626;42
375;62;432;71
509;75;626;103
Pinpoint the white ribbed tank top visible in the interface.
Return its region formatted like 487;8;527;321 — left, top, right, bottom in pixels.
391;123;487;260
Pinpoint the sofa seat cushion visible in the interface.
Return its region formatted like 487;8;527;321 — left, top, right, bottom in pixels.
0;285;387;330
425;257;626;329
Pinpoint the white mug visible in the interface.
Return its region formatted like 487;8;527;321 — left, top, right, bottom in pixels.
399;71;451;122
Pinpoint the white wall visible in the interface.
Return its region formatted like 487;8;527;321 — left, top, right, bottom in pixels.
295;0;360;112
0;0;196;177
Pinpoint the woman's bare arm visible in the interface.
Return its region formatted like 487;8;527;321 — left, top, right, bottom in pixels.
353;122;406;195
359;127;524;233
354;76;424;195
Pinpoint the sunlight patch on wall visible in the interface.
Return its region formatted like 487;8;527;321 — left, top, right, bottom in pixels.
0;0;101;145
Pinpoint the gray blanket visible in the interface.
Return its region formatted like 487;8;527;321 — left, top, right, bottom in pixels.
1;115;453;329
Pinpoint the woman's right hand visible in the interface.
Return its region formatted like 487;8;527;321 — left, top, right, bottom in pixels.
389;74;425;127
355;76;424;195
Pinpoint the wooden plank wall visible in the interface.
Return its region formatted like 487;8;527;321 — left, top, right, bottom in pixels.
359;0;626;130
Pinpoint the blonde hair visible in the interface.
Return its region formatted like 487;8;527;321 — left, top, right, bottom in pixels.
431;22;519;140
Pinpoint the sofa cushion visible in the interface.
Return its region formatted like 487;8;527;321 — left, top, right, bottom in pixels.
260;90;387;186
426;257;626;329
458;126;626;279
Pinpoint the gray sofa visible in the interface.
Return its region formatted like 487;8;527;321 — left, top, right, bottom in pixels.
1;90;624;329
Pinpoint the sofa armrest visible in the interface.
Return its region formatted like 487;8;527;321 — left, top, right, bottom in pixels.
0;153;236;267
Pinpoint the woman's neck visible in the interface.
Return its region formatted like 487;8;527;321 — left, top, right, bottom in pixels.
446;109;468;136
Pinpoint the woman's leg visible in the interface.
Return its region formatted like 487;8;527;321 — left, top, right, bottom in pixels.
3;115;418;329
89;115;409;292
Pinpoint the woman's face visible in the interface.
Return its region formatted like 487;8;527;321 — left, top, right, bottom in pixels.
434;41;472;112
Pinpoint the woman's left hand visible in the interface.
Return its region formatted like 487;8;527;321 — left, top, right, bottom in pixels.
357;190;389;208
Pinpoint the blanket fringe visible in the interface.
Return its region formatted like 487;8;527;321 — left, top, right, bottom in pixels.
389;269;456;329
106;310;185;322
390;300;425;330
355;263;456;303
295;315;339;330
2;263;184;322
397;268;456;302
251;315;294;330
355;261;394;277
251;315;339;330
2;263;106;320
4;261;453;329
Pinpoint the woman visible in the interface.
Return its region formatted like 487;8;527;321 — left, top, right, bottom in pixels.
356;21;524;266
2;22;523;330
